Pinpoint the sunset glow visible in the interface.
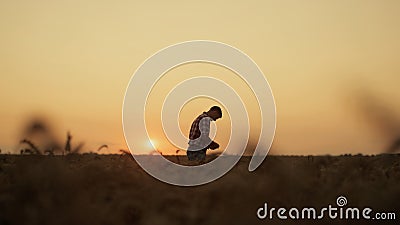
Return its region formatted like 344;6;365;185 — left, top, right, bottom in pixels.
0;0;399;155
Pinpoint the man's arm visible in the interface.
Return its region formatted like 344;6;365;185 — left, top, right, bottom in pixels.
209;141;219;150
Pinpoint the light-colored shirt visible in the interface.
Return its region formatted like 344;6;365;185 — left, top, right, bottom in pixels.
188;116;212;151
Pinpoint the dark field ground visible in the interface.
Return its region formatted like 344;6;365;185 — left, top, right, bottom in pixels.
0;154;399;225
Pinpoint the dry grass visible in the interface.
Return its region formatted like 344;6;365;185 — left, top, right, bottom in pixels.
0;154;399;225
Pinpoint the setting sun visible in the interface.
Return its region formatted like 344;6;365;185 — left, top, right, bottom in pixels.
148;139;157;149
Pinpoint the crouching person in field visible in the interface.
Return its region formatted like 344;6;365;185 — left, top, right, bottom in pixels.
187;106;222;162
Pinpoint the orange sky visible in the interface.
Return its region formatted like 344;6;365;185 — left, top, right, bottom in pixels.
1;0;400;155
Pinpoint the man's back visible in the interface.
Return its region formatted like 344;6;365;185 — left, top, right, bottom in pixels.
186;106;222;161
188;112;212;150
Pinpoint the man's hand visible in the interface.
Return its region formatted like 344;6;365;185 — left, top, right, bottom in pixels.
209;141;219;150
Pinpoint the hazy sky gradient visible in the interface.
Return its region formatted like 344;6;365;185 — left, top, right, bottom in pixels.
1;0;399;155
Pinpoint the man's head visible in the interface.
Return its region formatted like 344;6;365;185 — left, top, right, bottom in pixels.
207;106;222;121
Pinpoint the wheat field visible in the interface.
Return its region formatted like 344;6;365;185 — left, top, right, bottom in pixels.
0;154;399;225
